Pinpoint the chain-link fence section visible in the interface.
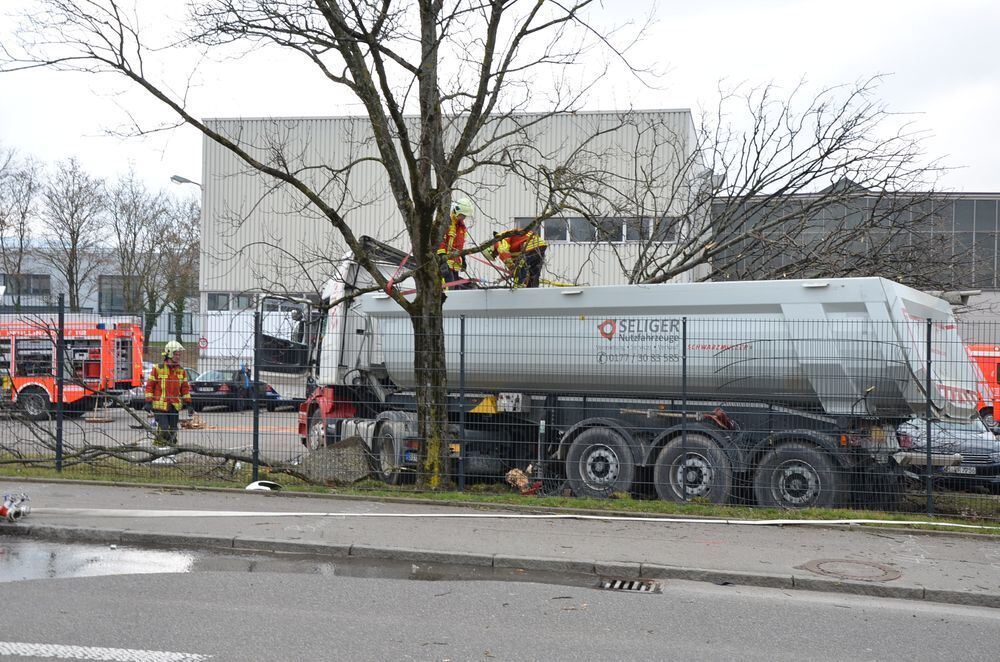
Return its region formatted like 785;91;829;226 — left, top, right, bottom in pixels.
2;291;999;522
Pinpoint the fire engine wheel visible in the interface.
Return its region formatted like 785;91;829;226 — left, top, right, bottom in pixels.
565;427;635;499
375;426;405;486
17;387;50;421
754;442;843;509
306;409;328;451
653;434;732;504
981;408;996;427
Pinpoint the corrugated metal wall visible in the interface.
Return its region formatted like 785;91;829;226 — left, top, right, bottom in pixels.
200;110;697;296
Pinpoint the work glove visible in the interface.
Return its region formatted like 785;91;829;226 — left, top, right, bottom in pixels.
437;254;452;279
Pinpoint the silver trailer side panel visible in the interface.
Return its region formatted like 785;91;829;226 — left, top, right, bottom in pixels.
359;278;980;421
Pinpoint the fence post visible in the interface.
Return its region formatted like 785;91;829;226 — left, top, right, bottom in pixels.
55;293;65;472
252;310;261;482
458;315;466;492
681;316;688;502
925;318;933;516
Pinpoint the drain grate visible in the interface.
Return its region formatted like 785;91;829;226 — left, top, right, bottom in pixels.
598;578;661;593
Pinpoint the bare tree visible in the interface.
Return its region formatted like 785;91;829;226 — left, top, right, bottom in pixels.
107;170;171;339
37;157;107;312
564;79;952;288
162;196;200;342
3;0;648;487
0;148;41;311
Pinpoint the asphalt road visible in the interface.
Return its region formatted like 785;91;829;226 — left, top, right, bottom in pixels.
0;542;997;662
0;407;305;465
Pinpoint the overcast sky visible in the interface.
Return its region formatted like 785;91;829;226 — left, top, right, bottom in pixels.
1;0;998;193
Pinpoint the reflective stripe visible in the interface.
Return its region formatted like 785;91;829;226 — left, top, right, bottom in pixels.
437;217;467;270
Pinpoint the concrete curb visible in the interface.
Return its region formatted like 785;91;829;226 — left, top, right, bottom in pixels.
5;477;999;541
4;523;999;609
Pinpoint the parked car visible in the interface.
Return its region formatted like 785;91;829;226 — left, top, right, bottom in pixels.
189;369;280;412
897;418;1000;493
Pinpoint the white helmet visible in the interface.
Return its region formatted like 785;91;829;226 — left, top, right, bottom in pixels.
451;196;474;224
163;340;185;360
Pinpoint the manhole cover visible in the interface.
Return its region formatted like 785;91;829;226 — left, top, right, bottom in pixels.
797;559;901;582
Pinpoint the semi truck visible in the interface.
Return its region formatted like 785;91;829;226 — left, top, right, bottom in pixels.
289;239;981;509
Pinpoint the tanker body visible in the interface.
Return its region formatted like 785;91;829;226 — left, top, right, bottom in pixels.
298;241;980;509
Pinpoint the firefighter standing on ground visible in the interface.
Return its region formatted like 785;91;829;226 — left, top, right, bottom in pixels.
437;196;475;290
144;340;192;446
487;228;548;288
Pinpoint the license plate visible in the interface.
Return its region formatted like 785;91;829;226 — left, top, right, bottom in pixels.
196;387;214;393
944;465;976;475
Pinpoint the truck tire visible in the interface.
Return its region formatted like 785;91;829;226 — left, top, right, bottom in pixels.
753;442;843;509
653;434;732;504
375;425;405;486
306;409;328;451
17;387;50;422
565;427;635;499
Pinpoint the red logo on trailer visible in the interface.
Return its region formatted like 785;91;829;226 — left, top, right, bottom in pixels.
598;320;617;340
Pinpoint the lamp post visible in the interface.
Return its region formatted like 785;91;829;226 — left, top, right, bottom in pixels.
170;174;202;187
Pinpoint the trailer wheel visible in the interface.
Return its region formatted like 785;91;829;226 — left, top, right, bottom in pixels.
17;387;50;421
754;442;843;509
306;409;328;451
980;408;995;427
653;434;732;504
375;425;405;486
565;427;635;498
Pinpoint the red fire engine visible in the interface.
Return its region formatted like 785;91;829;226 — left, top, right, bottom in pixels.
0;318;144;420
966;344;1000;425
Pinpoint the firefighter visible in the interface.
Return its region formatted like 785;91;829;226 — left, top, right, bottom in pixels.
144;340;192;446
487;227;548;288
437;196;475;290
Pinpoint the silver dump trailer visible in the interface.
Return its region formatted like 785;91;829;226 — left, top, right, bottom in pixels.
360;278;979;422
299;258;981;510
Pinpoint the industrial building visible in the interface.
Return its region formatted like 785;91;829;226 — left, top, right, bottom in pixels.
197;110;704;312
191;110;999;341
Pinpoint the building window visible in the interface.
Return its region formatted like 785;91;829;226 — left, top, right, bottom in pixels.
206;292;230;311
232;294;254;310
516;216;678;243
1;273;51;298
98;275;138;314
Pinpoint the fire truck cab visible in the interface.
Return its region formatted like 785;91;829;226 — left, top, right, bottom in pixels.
966;344;1000;425
0;318;144;420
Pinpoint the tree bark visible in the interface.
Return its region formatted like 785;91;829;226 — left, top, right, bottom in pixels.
411;259;449;489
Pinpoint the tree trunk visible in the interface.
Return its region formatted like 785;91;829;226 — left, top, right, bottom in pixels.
411;266;450;489
171;298;186;342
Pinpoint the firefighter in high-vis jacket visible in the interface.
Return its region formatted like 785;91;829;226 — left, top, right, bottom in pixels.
437;196;475;290
144;340;192;446
487;228;548;288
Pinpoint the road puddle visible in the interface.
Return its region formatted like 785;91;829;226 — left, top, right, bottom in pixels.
0;540;608;590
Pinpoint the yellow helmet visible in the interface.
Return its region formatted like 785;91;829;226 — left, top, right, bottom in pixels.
450;196;474;220
163;340;185;360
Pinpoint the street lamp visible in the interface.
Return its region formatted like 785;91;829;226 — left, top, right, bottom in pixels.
170;174;202;187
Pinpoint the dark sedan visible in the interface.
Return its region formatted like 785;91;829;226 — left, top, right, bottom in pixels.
190;369;280;412
897;418;1000;494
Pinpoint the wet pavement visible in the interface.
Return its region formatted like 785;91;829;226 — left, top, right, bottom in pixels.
0;538;609;590
4;480;1000;607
